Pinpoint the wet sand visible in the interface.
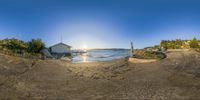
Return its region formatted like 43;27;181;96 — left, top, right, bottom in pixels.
0;50;200;99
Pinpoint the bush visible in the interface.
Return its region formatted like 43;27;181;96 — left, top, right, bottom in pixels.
160;38;200;49
1;38;28;54
0;40;2;50
189;37;199;48
0;38;46;56
144;51;159;59
133;50;164;59
28;39;45;53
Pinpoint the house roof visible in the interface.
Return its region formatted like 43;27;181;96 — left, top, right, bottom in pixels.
49;42;72;48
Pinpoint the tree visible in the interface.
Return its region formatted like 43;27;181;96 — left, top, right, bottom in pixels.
28;39;45;53
189;37;199;48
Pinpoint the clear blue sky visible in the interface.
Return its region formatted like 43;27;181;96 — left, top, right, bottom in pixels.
0;0;200;49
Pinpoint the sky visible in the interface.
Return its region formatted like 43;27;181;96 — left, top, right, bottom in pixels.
0;0;200;49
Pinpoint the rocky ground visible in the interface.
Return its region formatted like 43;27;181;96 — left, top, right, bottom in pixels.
0;50;200;99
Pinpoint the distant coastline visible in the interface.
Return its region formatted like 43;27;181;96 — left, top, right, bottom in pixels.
84;48;130;50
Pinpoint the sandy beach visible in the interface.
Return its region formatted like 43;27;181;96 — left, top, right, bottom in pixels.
0;50;200;99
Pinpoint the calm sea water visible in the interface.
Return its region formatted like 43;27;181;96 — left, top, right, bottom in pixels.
72;49;131;62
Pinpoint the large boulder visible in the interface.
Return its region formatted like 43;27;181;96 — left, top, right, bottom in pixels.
40;49;53;58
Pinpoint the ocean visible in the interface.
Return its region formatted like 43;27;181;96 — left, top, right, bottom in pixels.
72;49;131;62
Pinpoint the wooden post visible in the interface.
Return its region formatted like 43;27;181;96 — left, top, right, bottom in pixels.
131;42;134;57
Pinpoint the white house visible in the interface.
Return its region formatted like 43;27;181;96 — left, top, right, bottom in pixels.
49;42;71;53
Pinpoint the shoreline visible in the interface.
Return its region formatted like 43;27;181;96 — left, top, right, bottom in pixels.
71;57;129;63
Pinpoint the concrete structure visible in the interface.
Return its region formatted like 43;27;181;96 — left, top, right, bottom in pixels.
129;58;158;63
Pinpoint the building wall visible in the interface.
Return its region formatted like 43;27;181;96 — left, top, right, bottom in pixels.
51;44;71;53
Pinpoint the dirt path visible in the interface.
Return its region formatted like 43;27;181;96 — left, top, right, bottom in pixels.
0;51;200;99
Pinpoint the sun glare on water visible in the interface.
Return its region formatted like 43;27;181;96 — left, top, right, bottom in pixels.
82;44;88;62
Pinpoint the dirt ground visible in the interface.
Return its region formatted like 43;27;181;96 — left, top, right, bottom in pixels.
0;50;200;100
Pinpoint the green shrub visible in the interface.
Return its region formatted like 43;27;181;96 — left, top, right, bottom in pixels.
28;39;45;53
189;37;199;48
1;38;28;54
144;51;158;59
160;38;200;49
134;50;162;59
0;38;46;56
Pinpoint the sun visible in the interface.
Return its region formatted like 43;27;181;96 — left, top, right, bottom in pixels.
82;44;88;50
